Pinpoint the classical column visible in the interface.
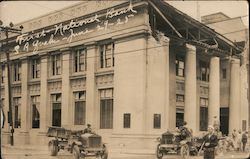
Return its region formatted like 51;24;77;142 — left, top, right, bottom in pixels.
20;58;29;144
229;58;241;132
184;44;197;132
85;43;97;127
61;48;71;127
21;58;29;132
208;57;220;125
40;55;48;132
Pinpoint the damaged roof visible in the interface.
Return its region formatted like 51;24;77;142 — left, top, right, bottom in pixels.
149;0;243;55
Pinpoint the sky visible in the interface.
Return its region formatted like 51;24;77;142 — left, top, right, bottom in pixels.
0;1;249;27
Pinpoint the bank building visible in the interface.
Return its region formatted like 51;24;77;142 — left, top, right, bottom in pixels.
0;0;248;150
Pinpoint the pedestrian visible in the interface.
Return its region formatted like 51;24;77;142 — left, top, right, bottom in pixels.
203;125;218;159
237;130;242;151
242;131;248;152
232;129;238;150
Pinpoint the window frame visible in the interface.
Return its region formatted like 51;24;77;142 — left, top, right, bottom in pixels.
176;55;185;77
99;88;113;129
13;97;21;128
51;53;61;76
153;114;161;129
99;43;115;68
13;61;21;82
200;97;208;131
73;48;87;73
31;58;41;79
1;64;5;83
74;91;86;125
222;68;227;79
123;113;131;128
31;95;40;128
200;61;210;82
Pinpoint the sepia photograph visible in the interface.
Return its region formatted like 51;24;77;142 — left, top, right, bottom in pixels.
0;0;249;159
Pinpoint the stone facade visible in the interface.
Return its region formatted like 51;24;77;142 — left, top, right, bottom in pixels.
0;1;247;150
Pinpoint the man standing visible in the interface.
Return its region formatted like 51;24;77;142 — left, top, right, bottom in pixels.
241;131;248;152
203;125;218;159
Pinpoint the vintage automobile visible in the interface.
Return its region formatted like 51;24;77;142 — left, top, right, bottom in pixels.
156;130;203;159
47;126;108;159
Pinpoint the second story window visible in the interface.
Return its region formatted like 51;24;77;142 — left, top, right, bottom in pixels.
13;62;21;82
200;61;209;82
31;58;40;79
51;54;61;76
1;65;5;83
73;49;87;73
100;43;114;68
176;55;185;77
222;68;227;79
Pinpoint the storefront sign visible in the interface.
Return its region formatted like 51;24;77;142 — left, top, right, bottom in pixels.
14;3;137;54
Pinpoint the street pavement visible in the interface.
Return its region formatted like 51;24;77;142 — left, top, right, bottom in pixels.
1;144;249;159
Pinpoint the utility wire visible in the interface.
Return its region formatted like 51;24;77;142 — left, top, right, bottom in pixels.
1;41;172;64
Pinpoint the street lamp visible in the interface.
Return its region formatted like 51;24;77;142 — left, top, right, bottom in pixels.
0;20;23;147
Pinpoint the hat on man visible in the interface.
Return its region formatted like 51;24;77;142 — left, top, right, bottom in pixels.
87;124;91;127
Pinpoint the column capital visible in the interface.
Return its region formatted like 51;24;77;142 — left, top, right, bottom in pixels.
210;56;220;60
60;47;72;55
230;58;240;64
186;44;196;52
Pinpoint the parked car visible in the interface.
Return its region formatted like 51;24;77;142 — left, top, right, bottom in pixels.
47;126;108;159
156;130;203;159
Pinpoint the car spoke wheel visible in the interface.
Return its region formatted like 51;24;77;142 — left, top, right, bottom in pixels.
48;140;58;156
73;145;80;159
156;144;163;159
180;144;189;159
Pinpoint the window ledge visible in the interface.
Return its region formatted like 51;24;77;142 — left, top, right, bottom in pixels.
29;79;40;85
12;82;21;86
48;77;62;83
176;76;185;82
70;72;86;79
95;69;114;76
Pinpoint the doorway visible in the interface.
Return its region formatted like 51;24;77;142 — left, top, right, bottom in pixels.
220;107;229;135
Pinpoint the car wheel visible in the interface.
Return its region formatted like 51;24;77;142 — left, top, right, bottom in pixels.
48;140;58;156
73;145;80;159
156;144;163;159
180;144;190;159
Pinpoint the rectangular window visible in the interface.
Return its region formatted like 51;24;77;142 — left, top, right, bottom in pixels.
222;68;227;79
31;96;40;128
73;49;87;72
51;94;61;127
123;113;131;128
200;98;208;131
1;65;5;83
1;98;5;128
51;54;61;76
154;114;161;129
31;58;40;79
100;88;113;129
13;62;21;82
100;43;114;68
74;91;86;125
200;61;209;82
176;55;185;77
13;97;21;128
176;94;184;102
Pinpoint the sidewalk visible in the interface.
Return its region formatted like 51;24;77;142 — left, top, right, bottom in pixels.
2;144;249;159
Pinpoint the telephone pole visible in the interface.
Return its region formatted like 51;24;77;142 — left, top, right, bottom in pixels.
0;21;23;146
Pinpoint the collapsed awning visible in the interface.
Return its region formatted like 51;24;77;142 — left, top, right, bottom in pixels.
148;0;243;56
